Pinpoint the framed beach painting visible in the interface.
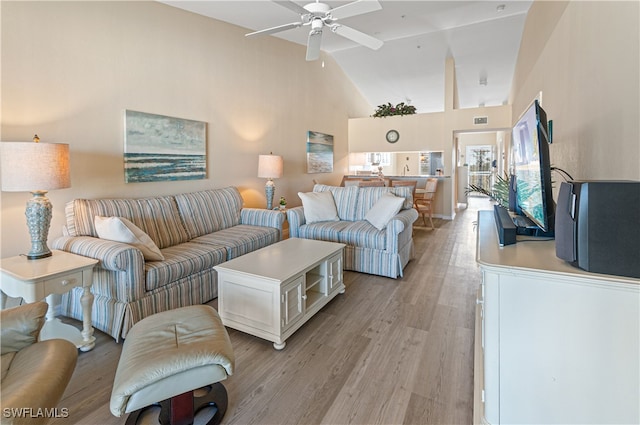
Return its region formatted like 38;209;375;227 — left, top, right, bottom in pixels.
306;130;334;173
124;110;207;183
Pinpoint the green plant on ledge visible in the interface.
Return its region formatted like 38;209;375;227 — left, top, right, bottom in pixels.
466;172;510;209
372;102;417;118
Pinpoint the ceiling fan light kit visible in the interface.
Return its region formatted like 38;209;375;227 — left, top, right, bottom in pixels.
246;0;384;61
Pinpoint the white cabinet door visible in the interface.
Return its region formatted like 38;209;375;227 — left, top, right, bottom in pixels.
498;272;640;424
482;271;500;425
327;253;343;294
281;276;304;331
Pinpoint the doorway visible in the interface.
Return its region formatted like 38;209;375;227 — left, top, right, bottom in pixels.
466;145;495;192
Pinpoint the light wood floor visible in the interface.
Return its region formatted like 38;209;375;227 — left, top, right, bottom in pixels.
51;197;491;425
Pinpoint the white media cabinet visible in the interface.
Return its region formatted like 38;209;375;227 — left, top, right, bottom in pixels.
474;211;639;424
214;238;345;350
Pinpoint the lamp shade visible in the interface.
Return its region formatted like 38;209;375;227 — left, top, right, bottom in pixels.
257;154;283;179
0;141;70;191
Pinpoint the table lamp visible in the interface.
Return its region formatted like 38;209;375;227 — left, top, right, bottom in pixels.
257;153;283;210
0;135;71;259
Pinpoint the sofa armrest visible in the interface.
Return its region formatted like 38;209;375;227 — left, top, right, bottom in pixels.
286;207;306;238
0;302;48;355
240;208;285;230
52;236;145;272
385;208;419;252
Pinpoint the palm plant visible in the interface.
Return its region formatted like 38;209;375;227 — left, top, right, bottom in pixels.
466;172;510;209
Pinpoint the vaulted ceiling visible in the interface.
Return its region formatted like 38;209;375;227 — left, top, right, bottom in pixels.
159;1;532;114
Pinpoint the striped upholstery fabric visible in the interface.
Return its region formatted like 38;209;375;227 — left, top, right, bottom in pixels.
144;242;227;292
65;196;190;249
353;186;413;221
52;187;284;341
53;235;146;301
286;207;306;238
240;208;285;230
390;186;414;209
338;221;386;250
60;289;127;343
286;184;418;279
344;246;402;279
191;225;280;260
122;269;219;339
297;221;351;243
312;184;358;220
174;187;243;238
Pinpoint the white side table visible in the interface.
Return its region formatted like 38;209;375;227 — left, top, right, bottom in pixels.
0;250;98;352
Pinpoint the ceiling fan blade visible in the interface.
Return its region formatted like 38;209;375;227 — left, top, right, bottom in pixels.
306;31;322;61
329;0;382;20
332;24;383;50
246;22;302;37
273;1;309;16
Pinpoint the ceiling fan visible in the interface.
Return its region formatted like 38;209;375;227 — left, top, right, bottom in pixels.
246;0;384;61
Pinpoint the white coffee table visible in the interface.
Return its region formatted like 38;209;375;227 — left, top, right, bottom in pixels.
214;238;345;349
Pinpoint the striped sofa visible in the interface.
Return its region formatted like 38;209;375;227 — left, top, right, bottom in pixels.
287;184;418;279
51;187;284;341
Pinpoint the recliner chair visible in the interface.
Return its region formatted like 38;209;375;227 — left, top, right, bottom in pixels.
1;302;78;425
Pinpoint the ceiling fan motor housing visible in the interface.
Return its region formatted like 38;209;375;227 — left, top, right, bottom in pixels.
304;2;331;16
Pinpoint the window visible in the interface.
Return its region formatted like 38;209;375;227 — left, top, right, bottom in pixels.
366;152;391;166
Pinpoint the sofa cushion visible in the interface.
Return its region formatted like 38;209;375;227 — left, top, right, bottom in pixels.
297;221;351;243
365;193;405;231
144;242;227;292
174;187;243;238
190;224;280;260
338;221;387;250
94;216;164;261
312;184;358;221
65;196;190;249
354;186;413;221
298;191;340;223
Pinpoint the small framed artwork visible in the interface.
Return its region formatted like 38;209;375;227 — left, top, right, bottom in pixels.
306;130;334;173
124;110;207;183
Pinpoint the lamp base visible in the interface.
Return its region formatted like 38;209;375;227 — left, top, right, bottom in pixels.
265;180;275;210
25;191;53;260
26;251;53;260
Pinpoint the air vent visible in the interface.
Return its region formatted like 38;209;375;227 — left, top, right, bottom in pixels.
474;116;488;125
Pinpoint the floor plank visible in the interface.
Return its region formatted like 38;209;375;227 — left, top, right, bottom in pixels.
51;197;492;425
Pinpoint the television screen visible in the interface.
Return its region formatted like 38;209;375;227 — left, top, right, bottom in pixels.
511;99;555;233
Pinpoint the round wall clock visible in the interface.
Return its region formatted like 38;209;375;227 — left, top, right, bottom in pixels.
386;129;399;143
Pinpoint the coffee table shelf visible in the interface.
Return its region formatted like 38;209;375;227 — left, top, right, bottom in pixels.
214;238;345;350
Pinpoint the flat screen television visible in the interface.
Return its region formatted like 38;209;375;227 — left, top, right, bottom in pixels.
511;99;555;236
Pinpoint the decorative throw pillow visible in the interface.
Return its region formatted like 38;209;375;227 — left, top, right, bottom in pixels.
94;216;164;261
298;191;340;224
365;192;405;230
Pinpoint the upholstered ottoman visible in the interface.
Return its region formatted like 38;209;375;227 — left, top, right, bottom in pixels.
110;305;234;425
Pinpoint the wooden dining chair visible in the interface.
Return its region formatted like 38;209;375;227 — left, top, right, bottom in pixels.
415;178;438;229
341;177;362;187
358;180;385;187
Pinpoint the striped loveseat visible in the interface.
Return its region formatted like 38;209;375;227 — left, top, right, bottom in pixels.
287;184;418;279
51;187;283;341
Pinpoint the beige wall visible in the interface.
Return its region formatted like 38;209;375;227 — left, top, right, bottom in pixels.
510;0;639;182
348;58;513;218
0;1;371;257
